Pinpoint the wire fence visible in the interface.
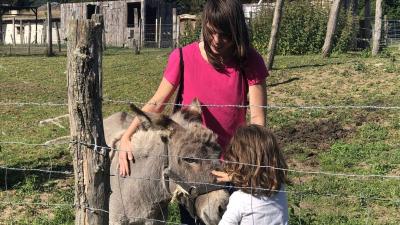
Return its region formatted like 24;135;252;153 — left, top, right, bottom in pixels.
1;98;400;223
386;19;400;45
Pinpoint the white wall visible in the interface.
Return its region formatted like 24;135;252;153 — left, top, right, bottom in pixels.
2;22;61;45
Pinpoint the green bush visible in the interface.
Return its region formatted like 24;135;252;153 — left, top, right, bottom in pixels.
251;0;358;55
179;18;202;47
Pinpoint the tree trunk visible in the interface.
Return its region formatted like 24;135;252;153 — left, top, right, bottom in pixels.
372;0;383;56
322;0;342;58
266;0;284;70
67;14;109;225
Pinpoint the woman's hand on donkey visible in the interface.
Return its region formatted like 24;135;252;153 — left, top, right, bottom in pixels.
119;137;135;176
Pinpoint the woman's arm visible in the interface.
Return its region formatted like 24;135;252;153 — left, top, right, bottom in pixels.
119;78;176;176
248;80;266;126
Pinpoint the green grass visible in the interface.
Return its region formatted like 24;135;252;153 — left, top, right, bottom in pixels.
1;47;400;224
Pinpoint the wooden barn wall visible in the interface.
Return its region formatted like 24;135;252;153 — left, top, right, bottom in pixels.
61;0;143;47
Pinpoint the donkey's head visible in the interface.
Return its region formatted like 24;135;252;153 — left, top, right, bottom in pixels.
131;100;229;225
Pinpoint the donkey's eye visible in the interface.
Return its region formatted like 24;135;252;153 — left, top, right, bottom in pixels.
182;157;200;164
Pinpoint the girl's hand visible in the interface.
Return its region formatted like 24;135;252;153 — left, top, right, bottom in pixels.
211;170;232;183
119;137;134;176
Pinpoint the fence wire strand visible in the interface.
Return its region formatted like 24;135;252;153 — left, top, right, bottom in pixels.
1;141;399;180
2;100;400;110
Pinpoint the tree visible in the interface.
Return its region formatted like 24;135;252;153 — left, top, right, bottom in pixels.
322;0;342;57
266;0;284;70
372;0;383;56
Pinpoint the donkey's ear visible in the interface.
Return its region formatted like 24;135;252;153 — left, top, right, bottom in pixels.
130;104;158;129
188;98;202;114
179;98;203;124
130;104;185;133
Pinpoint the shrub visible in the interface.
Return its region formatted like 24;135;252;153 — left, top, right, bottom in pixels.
251;0;358;55
179;18;202;46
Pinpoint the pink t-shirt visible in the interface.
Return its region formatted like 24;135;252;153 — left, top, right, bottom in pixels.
164;42;268;151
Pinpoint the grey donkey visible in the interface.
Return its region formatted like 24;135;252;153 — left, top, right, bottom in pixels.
104;100;229;225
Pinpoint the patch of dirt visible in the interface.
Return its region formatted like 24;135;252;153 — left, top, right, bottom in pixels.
274;119;353;151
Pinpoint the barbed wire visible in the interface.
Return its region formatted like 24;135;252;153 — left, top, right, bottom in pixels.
0;102;68;106
1;140;399;180
0;166;73;175
108;175;400;204
0;201;73;208
2;100;400;110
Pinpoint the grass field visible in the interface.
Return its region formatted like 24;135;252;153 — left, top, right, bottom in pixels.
1;46;400;224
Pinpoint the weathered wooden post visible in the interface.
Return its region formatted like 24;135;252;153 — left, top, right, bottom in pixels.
133;8;140;54
172;8;177;48
56;22;62;52
139;18;143;48
20;20;23;45
155;18;158;46
0;11;3;45
47;2;53;56
158;17;162;48
176;15;180;47
43;21;47;44
12;17;16;46
67;14;109;225
383;15;388;46
28;22;31;55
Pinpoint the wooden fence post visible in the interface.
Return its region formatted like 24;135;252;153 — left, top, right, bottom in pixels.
383;15;388;46
56;22;61;52
155;18;158;46
47;2;53;56
172;8;177;48
13;17;16;46
67;14;109;225
158;17;162;48
20;20;23;45
28;22;31;55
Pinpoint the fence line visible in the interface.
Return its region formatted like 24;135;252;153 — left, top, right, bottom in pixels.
1;174;399;205
2;140;399;180
2;100;400;110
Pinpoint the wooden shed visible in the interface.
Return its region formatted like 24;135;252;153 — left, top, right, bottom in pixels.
60;0;176;48
1;2;61;45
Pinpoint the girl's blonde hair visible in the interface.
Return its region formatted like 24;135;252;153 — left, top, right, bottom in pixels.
223;124;288;197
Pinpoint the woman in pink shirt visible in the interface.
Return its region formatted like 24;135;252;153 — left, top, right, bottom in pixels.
119;0;268;222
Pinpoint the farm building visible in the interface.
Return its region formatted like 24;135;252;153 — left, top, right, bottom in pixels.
60;0;176;47
0;0;177;48
0;2;61;45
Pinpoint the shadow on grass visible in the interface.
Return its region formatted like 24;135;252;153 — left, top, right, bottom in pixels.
273;61;348;70
0;164;73;191
269;77;300;87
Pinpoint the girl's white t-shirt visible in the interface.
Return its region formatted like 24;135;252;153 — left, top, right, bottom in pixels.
218;189;289;225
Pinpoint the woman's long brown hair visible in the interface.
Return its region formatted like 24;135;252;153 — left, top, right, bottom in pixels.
202;0;250;72
223;124;288;197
